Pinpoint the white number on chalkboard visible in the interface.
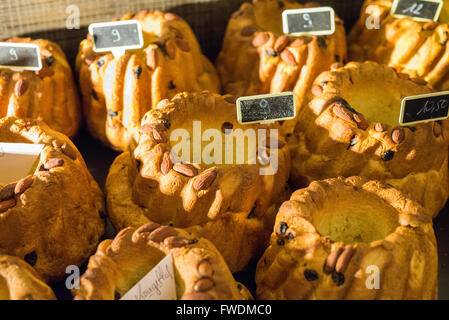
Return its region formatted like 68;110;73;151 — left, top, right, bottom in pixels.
417;99;448;116
111;29;121;42
303;13;313;29
9;48;18;61
402;3;424;15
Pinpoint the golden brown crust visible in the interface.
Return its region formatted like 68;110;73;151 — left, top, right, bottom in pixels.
216;0;347;132
0;37;80;138
0;117;105;282
72;223;251;300
106;91;291;272
290;61;449;217
349;0;449;91
0;255;56;300
76;10;221;151
442;4;449;23
256;176;438;300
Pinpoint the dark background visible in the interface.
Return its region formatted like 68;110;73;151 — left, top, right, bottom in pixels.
11;0;449;299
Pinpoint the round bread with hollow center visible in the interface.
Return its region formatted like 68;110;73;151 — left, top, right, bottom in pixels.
0;117;105;282
256;176;438;300
106;91;291;272
72;222;252;300
290;61;449;217
0;37;80;138
0;255;56;300
349;0;449;91
216;0;347;133
76;10;220;151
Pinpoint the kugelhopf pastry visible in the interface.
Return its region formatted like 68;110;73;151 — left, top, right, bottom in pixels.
106;91;291;272
216;0;347;132
0;117;105;282
349;0;449;91
256;177;438;300
0;37;80;138
73;222;252;300
441;2;449;23
0;255;56;300
76;10;221;151
290;61;449;217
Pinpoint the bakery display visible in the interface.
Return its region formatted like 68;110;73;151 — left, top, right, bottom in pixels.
256;177;438;300
290;61;449;217
0;255;56;300
73;222;252;300
0;117;105;282
349;0;449;91
216;0;347;132
106;91;291;272
76;10;221;151
1;0;449;302
0;37;81;138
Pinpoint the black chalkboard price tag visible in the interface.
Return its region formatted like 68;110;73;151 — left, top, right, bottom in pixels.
282;7;335;36
0;42;42;71
236;92;296;124
399;91;449;125
88;20;143;57
391;0;443;22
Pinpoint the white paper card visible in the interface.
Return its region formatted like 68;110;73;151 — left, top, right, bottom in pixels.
120;254;176;300
0;143;44;185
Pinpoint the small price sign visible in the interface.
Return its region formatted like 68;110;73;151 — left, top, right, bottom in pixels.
0;42;42;71
88;20;144;57
236;92;296;124
391;0;443;22
282;7;335;36
399;91;449;125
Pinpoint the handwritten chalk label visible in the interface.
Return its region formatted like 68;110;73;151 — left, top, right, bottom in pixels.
88;20;143;57
282;7;335;36
120;254;176;300
0;43;42;71
0;143;44;185
399;91;449;125
391;0;443;22
236;92;296;124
